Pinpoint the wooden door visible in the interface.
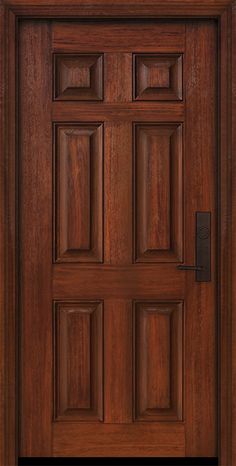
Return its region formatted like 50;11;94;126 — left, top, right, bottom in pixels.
19;19;217;458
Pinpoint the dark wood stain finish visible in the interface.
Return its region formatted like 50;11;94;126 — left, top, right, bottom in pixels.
0;2;235;465
53;423;185;457
184;22;217;456
17;19;218;458
54;301;103;421
54;54;103;101
133;54;183;101
134;123;183;262
54;123;103;262
52;22;185;53
134;301;183;422
19;21;52;456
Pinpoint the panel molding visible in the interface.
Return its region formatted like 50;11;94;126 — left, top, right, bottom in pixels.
54;53;103;101
134;123;183;262
133;53;183;101
54;300;103;421
134;300;184;421
53;123;103;263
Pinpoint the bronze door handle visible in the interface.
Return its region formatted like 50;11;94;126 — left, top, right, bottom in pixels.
177;212;211;282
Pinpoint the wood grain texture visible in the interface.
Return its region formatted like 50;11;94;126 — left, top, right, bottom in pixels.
54;124;103;262
135;124;183;262
184;21;217;456
104;53;132;103
0;3;235;465
219;8;233;466
2;0;233;6
232;6;236;465
133;54;183;101
53;422;185;457
104;122;132;265
0;7;18;466
104;300;132;423
52;21;185;53
54;301;103;421
134;301;183;421
2;10;233;462
1;0;234;17
54;54;103;101
19;17;218;461
19;21;52;456
53;265;184;299
0;6;6;465
52;102;185;122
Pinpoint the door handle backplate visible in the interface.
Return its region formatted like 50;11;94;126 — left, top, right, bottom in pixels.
177;212;211;282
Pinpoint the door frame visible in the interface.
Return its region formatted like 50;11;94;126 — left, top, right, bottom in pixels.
0;1;235;465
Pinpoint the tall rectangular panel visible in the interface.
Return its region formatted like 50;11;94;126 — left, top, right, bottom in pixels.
134;301;183;421
54;301;103;421
54;124;103;262
134;124;183;262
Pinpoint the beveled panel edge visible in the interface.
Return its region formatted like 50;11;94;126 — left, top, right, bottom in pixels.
132;53;183;102
133;122;184;263
133;299;184;422
53;299;104;422
53;122;104;263
53;52;104;101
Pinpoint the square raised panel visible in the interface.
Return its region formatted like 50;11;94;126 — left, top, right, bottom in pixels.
54;301;103;421
54;54;103;100
54;124;103;263
133;54;183;101
134;301;183;422
134;123;183;263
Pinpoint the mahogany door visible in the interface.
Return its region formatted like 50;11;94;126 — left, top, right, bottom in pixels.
19;19;217;458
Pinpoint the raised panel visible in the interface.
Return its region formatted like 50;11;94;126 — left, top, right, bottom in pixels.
54;124;103;262
54;54;103;100
54;301;103;421
134;301;183;421
133;54;183;100
134;123;183;262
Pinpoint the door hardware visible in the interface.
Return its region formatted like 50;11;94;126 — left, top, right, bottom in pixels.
177;265;203;271
177;212;211;282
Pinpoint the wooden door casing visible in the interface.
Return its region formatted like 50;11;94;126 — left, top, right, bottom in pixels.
18;19;218;459
1;2;236;466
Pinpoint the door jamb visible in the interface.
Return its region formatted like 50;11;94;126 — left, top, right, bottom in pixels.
0;1;235;465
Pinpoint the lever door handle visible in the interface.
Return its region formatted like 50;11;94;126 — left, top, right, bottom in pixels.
176;212;211;282
177;265;203;271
